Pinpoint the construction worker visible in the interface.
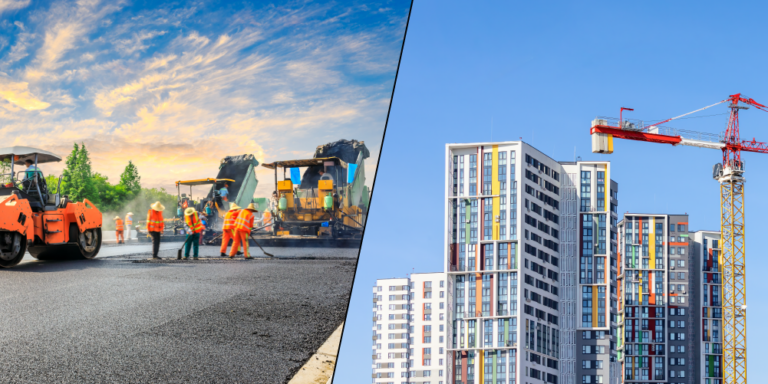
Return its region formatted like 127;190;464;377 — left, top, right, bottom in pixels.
184;207;204;259
23;159;41;181
220;203;241;257
262;210;273;232
199;213;208;246
268;191;278;211
220;183;230;202
230;203;258;259
148;201;165;259
125;212;133;242
114;216;124;244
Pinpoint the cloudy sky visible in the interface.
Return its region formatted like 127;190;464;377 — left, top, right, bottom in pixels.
0;0;409;198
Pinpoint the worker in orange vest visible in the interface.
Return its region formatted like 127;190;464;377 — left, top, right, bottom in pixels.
230;203;258;259
125;212;133;243
220;203;242;257
114;216;125;244
184;207;204;259
147;201;165;259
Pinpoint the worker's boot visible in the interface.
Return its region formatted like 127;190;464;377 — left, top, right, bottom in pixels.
236;251;243;256
220;252;226;257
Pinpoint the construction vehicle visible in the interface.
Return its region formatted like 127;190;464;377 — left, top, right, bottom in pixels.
175;178;235;230
590;94;767;384
0;146;102;268
137;155;259;242
260;140;370;245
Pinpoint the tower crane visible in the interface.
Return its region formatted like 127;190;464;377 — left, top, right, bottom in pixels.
590;93;768;384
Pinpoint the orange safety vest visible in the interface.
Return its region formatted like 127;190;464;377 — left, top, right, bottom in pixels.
147;210;165;232
126;216;133;226
182;200;188;209
115;219;124;231
223;210;240;231
235;209;254;233
185;212;204;234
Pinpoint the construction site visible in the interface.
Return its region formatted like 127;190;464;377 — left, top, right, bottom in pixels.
0;139;371;383
134;139;370;249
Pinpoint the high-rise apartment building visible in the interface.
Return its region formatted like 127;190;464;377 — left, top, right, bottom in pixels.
559;162;621;384
693;230;723;384
617;214;722;384
444;141;620;384
372;273;448;384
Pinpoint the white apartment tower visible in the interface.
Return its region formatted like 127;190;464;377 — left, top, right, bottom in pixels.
444;141;620;384
372;273;448;384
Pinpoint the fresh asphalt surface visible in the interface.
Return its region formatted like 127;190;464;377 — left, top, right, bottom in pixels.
0;241;358;383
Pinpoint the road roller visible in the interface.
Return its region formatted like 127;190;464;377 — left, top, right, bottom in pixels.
0;146;102;268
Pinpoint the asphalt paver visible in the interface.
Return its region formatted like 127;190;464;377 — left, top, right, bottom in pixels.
0;244;358;383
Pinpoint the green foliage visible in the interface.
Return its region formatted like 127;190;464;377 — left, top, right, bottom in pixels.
59;143;97;202
92;173;130;213
0;159;12;185
45;175;60;194
56;143;178;231
119;160;141;195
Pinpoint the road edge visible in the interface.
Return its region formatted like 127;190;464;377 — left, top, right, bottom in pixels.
288;322;344;384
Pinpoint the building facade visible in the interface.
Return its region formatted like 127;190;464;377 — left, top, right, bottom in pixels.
559;162;621;384
372;273;448;384
617;214;722;384
444;141;620;384
692;230;722;384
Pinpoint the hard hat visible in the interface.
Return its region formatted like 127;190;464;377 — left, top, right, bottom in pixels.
127;212;133;216
244;203;258;212
114;216;121;220
229;203;241;210
185;207;197;216
151;201;165;211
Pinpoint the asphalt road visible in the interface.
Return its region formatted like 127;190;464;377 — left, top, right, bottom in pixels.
0;243;358;383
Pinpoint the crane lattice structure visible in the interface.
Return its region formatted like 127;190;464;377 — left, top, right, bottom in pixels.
590;93;768;384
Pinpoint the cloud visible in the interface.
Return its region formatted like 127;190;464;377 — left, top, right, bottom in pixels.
0;77;50;110
0;0;30;14
25;0;125;80
0;1;409;196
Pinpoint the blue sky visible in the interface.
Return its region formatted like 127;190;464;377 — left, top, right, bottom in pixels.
0;0;409;196
334;1;768;382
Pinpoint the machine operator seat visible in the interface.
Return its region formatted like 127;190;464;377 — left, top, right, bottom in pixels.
20;172;49;212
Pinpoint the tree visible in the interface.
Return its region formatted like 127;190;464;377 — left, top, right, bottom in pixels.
60;143;98;203
76;144;96;202
45;175;60;194
59;143;79;197
0;159;11;185
119;161;141;196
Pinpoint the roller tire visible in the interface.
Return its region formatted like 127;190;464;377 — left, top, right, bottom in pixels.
29;227;102;260
0;234;26;268
77;228;102;259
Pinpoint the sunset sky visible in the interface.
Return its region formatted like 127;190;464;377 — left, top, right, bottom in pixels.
0;0;408;199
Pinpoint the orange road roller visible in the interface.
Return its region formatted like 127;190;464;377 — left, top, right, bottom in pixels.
0;146;102;268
